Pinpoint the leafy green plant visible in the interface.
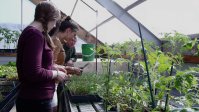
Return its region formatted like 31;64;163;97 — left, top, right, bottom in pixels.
162;32;199;56
66;73;105;95
96;41;152;111
138;39;198;111
96;38;199;112
4;61;16;66
0;65;17;80
97;72;151;111
0;27;20;49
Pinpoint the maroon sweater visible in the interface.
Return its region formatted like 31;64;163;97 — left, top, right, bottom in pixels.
16;26;55;100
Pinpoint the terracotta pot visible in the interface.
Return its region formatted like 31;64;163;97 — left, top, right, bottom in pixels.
183;55;199;63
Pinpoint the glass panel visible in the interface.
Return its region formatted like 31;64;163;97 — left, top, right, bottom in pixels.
23;0;35;25
91;18;140;45
51;0;76;16
0;0;21;24
129;0;199;38
0;0;34;25
79;0;113;29
72;1;96;31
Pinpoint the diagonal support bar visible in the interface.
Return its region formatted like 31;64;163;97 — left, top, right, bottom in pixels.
89;0;146;32
95;0;161;46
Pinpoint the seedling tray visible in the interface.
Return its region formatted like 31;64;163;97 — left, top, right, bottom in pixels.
68;90;102;103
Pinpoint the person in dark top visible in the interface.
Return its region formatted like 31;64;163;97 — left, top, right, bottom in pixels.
63;36;77;66
16;1;69;112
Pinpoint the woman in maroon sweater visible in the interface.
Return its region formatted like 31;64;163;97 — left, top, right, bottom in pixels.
16;1;68;112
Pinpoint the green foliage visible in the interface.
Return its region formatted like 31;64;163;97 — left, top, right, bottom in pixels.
96;34;199;111
66;73;105;95
162;32;199;56
96;72;150;111
0;27;20;49
0;64;17;80
3;61;16;66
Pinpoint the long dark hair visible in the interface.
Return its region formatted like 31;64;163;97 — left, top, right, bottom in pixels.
59;16;78;33
34;1;60;49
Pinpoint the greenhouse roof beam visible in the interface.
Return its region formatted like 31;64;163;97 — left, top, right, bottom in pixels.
89;0;146;32
95;0;161;46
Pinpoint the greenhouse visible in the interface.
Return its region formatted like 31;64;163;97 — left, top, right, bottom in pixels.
0;0;199;112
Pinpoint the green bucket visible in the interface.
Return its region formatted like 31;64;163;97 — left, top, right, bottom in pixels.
82;44;95;61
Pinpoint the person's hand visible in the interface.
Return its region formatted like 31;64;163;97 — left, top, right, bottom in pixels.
53;64;67;73
57;65;67;73
72;67;82;75
64;66;82;75
66;60;74;66
54;70;69;82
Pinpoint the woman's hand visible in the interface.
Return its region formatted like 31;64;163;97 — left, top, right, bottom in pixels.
72;67;82;75
65;66;82;75
53;70;70;83
56;71;69;81
53;64;67;73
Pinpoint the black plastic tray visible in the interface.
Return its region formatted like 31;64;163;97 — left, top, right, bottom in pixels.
68;91;102;103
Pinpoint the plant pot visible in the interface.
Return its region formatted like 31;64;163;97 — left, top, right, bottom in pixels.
183;55;199;63
0;49;17;57
68;90;102;103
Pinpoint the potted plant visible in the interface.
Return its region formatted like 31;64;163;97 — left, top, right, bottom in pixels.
66;73;104;103
182;37;199;63
0;27;20;56
162;32;199;63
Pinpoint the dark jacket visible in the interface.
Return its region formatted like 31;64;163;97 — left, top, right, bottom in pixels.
63;43;77;64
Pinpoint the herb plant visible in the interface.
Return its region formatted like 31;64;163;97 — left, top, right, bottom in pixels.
0;27;20;49
66;73;105;95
